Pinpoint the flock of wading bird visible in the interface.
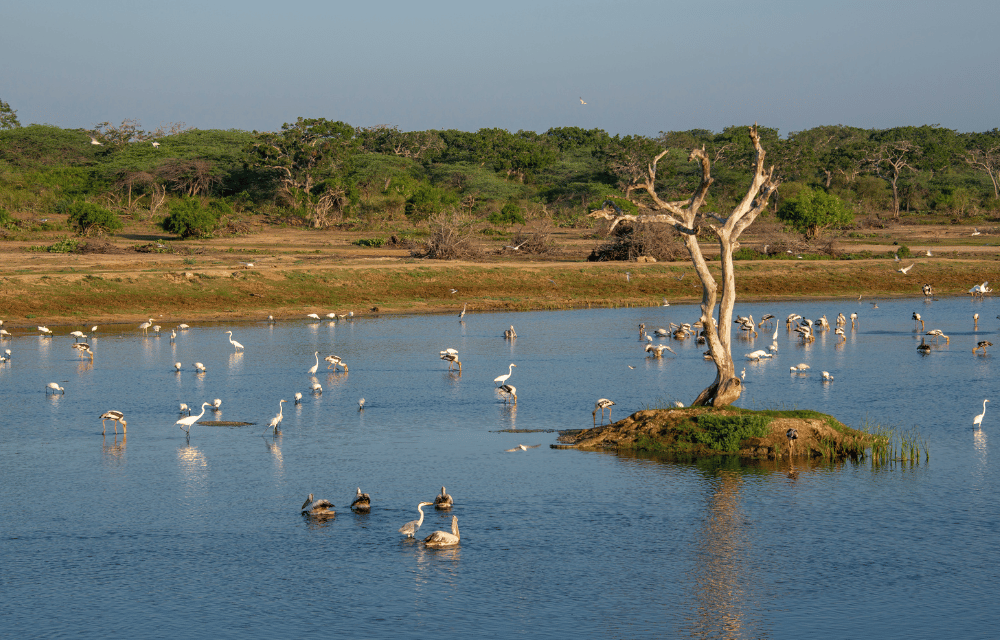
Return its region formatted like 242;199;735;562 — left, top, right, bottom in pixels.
5;308;572;547
636;279;994;429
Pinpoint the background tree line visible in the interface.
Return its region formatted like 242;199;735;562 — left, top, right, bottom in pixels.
1;97;998;242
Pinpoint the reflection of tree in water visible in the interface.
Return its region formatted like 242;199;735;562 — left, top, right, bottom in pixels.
684;468;763;640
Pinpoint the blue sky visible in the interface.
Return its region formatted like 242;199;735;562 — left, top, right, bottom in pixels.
3;0;997;136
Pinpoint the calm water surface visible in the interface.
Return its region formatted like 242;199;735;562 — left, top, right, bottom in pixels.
2;297;999;638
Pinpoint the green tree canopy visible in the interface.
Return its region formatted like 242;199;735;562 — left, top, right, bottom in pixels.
776;185;854;239
0;99;20;130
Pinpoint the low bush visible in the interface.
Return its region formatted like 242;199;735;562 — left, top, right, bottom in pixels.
162;197;218;238
66;201;123;235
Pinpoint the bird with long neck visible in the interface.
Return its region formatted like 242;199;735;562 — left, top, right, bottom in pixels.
265;399;286;435
176;402;211;434
308;351;319;375
494;363;516;387
424;516;460;547
974;399;990;429
399;502;434;538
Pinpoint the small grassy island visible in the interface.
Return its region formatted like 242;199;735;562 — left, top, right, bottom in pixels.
556;407;873;461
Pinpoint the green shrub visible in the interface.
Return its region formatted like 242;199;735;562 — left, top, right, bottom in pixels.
695;415;772;452
352;237;386;248
162;197;218;238
46;237;81;253
488;202;527;226
0;207;16;228
65;201;123;235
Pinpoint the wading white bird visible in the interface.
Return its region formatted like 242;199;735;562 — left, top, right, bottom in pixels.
301;494;335;517
194;362;206;372
440;349;461;370
265;399;286;435
70;330;86;341
822;371;834;381
46;382;64;394
593;398;616;424
225;331;244;351
424;516;460;547
176;402;211;433
210;399;222;411
308;351;319;375
310;382;322;394
139;319;154;334
306;313;321;321
179;403;191;415
974;340;993;354
358;398;365;410
399;502;434;538
100;410;126;435
494;363;516;386
178;324;190;330
974;399;989;429
434;486;453;509
351;487;371;512
294;392;303;404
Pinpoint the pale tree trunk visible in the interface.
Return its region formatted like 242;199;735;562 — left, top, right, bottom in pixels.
590;125;779;407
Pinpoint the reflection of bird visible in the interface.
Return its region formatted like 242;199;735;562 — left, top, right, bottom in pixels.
505;443;541;452
100;410;127;435
974;399;989;428
459;303;466;319
308;351;319;375
424;516;460;547
350;487;371;512
494;363;516;386
399;502;434;538
225;331;244;350
46;382;64;394
301;494;335;517
434;486;453;509
593;398;616;424
974;313;980;330
176;402;210;433
499;384;517;404
265;399;286;435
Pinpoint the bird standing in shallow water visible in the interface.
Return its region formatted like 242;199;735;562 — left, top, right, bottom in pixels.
100;410;126;435
974;399;989;429
593;398;616;425
176;402;211;434
494;363;516;386
399;502;434;538
974;341;993;355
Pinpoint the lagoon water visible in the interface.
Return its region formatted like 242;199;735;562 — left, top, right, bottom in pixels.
2;297;999;638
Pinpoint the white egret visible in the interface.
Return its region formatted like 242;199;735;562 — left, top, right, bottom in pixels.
100;410;127;435
974;399;989;429
399;502;434;538
46;382;64;395
225;331;244;350
822;371;834;381
178;324;190;330
265;399;286;435
494;363;516;386
176;402;211;433
424;516;460;547
308;351;319;375
434;486;453;509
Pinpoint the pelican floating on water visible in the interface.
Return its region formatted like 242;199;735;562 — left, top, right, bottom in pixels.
301;494;335;517
350;487;371;512
424;516;460;547
434;486;453;509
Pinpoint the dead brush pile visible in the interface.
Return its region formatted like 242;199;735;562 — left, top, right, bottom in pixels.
411;211;481;259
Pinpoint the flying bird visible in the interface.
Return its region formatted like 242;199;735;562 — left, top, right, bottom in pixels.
505;444;542;452
89;136;103;146
898;264;914;275
579;97;587;105
151;141;160;148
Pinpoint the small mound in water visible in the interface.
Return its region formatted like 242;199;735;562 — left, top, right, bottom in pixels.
555;407;871;460
198;420;256;427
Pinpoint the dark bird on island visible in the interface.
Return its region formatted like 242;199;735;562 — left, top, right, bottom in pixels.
434;486;453;510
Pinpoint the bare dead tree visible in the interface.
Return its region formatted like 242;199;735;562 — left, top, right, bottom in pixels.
870;141;918;219
965;147;1000;200
156;159;221;197
589;125;779;407
149;183;168;218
